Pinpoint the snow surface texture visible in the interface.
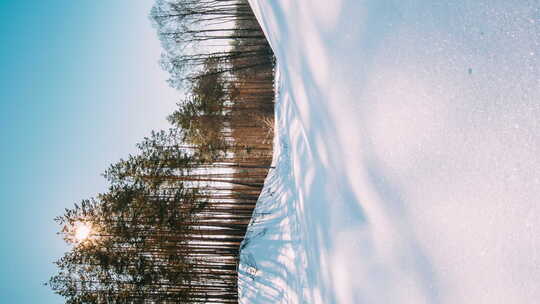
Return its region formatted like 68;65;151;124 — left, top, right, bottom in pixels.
239;1;540;303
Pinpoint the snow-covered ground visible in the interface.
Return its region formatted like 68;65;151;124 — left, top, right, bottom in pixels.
239;1;540;303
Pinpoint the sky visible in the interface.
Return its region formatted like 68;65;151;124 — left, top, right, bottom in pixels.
0;1;179;303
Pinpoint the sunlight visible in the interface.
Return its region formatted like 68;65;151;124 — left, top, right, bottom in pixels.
74;222;92;242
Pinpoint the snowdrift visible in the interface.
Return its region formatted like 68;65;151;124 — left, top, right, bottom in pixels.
240;1;540;303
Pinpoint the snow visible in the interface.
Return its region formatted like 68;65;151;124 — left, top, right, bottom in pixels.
239;1;540;303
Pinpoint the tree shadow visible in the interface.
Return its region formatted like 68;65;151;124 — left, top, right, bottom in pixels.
243;0;442;302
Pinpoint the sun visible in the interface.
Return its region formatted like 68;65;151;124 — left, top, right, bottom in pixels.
74;222;92;242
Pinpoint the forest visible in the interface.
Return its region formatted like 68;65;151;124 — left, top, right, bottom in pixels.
48;0;275;303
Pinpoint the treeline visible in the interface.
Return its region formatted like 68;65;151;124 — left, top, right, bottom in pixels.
48;0;274;303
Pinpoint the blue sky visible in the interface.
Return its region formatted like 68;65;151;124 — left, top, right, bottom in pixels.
0;1;178;302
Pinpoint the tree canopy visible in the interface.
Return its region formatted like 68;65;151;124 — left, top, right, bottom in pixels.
49;0;275;303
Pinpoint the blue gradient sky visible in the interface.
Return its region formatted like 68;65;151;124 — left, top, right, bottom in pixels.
0;1;178;303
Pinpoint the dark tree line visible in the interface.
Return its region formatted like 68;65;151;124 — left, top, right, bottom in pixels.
48;0;274;303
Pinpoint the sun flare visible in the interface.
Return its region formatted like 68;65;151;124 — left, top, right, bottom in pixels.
74;222;92;242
